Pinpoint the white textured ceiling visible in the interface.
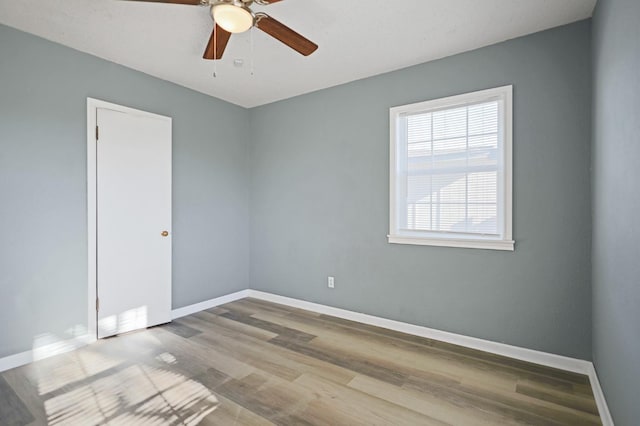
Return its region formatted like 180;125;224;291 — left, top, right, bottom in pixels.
0;0;596;107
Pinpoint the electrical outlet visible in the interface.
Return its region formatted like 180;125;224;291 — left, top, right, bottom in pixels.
328;276;335;289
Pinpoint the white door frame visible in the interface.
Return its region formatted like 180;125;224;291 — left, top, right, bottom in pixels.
86;98;172;340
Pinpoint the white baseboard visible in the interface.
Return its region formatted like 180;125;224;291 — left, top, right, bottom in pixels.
587;363;615;425
0;334;93;373
246;290;614;426
171;290;250;320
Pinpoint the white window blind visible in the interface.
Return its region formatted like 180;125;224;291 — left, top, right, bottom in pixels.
389;86;513;250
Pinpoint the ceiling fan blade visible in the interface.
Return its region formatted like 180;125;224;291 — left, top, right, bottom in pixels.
255;14;318;56
123;0;204;4
203;24;232;60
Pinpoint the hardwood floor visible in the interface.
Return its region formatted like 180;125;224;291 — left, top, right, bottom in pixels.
0;298;602;425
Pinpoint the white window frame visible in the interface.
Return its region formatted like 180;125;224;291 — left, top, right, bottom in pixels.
389;85;514;251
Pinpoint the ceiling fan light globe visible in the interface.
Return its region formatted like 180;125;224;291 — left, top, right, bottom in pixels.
212;4;253;33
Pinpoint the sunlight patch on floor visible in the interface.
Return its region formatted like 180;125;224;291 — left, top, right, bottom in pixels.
43;362;219;425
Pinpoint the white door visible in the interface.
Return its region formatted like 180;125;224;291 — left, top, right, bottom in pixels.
96;107;172;339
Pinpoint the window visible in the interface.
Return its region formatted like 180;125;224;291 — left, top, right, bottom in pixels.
389;86;514;251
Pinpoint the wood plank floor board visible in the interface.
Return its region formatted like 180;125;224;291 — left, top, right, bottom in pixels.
237;299;322;319
269;334;409;387
515;379;600;415
0;298;602;425
0;375;35;426
177;316;309;383
193;332;303;383
293;373;448;426
150;327;257;381
219;310;317;343
1;369;48;426
403;374;601;425
216;300;295;320
162;321;203;339
310;333;537;395
214;372;318;424
347;374;521;426
204;307;230;316
196;393;276;426
192;310;279;342
179;313;357;386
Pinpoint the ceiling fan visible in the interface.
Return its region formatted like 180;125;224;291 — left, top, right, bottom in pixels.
127;0;318;60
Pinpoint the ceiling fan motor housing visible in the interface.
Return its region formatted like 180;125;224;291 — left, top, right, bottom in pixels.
210;0;254;7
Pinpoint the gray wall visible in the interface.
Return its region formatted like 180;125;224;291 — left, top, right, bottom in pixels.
0;19;597;366
250;21;593;359
592;0;640;424
0;24;250;358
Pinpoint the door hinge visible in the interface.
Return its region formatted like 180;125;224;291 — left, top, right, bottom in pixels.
96;126;99;141
96;298;100;312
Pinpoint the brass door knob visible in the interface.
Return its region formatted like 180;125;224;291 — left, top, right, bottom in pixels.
161;231;169;237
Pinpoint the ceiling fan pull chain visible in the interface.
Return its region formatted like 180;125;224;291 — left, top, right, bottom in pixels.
213;18;218;77
250;26;255;76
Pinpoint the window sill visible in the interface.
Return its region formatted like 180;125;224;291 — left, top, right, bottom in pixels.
388;235;515;251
